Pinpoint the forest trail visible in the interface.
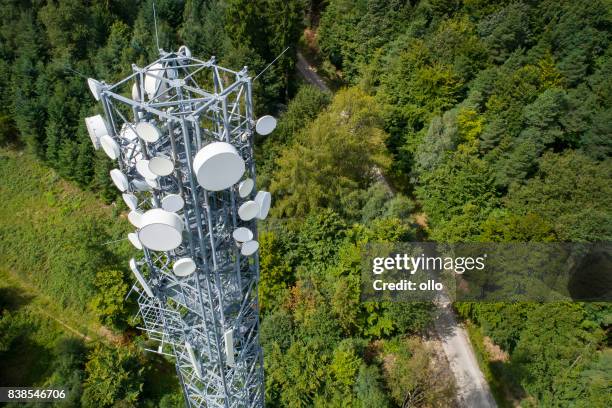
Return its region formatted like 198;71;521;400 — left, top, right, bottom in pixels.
434;298;497;408
2;268;123;345
295;51;497;408
296;52;330;93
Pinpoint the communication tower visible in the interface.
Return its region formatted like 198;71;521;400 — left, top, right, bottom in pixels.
85;46;275;408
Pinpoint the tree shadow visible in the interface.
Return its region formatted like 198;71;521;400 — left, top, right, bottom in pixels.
0;286;34;311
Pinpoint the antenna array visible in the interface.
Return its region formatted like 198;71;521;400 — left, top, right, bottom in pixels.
85;46;274;408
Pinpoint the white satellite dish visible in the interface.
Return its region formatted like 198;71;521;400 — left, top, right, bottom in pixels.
238;201;259;221
255;115;277;135
138;209;184;251
232;227;253;242
254;191;272;220
110;169;129;192
129;258;153;297
238;178;254;198
84;115;109;150
128;232;143;249
178;45;192;58
173;257;196;277
149;155;174;176
241;240;259;256
87;78;103;101
99;135;120;160
132;178;151;192
136;122;161;143
128;210;143;228
136;159;158;180
161;194;184;212
193;142;245;191
131;82;142;102
144;62;165;99
122;193;138;211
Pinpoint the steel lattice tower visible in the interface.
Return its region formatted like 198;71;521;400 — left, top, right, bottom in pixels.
85;46;272;408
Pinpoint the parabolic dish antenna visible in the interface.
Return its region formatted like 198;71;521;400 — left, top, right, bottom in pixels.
173;257;196;277
128;210;143;228
122;193;138;211
149;155;174;176
131;82;142;102
232;227;253;242
87;78;103;101
161;194;184;212
144;62;165;99
193;142;245;191
178;45;192;58
136;122;161;143
241;240;259;256
138;209;184;251
136;159;158;180
100;135;120;160
85;115;109;150
110;169;129;192
238;178;254;198
255;115;277;135
238;201;259;221
254;191;271;220
128;232;143;249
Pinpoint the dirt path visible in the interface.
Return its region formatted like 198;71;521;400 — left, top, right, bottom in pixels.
296;52;330;93
295;51;497;408
434;297;497;407
2;268;123;345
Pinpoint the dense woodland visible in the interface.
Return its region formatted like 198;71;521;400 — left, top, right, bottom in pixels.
0;1;610;407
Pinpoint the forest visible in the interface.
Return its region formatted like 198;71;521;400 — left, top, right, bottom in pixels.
0;0;610;407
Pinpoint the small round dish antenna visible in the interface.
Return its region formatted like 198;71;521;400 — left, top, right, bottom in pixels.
161;194;184;212
85;115;109;150
238;200;259;221
178;45;192;58
173;257;196;277
128;232;143;249
254;191;272;220
122;193;138;211
136;159;158;179
100;135;120;160
131;82;142;102
132;178;151;192
149;155;174;176
136;122;161;143
193;142;245;191
87;78;103;101
232;227;253;242
241;240;259;256
144;62;165;99
238;178;254;198
128;210;143;228
255;115;277;135
138;209;184;251
110;169;129;192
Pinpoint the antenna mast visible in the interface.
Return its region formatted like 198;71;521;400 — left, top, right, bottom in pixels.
85;46;275;408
